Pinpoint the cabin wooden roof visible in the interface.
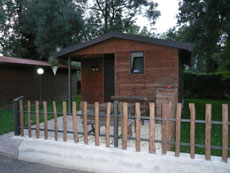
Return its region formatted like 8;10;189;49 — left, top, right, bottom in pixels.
56;32;193;59
0;56;79;69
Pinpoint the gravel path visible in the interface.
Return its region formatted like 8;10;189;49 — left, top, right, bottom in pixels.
22;114;162;150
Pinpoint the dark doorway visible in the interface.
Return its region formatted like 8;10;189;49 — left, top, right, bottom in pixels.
104;54;115;102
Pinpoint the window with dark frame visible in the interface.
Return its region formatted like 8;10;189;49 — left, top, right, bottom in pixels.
130;52;144;74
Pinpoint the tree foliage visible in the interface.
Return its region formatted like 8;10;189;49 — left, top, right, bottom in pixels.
176;0;230;72
0;0;84;60
81;0;160;40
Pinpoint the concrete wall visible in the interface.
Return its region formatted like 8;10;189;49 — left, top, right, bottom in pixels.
15;137;230;173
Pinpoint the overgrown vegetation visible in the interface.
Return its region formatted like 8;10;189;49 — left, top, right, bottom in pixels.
184;71;230;99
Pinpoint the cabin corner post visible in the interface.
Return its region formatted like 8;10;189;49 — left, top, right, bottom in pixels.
68;56;72;113
114;101;119;147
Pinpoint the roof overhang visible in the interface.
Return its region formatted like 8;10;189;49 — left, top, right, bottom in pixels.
56;32;193;59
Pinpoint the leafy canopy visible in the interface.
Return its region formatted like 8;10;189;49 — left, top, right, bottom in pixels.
0;0;84;60
176;0;230;72
81;0;160;40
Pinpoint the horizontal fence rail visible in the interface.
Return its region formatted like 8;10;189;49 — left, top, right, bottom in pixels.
14;97;230;163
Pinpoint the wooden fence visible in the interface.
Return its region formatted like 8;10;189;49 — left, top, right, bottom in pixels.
14;96;229;163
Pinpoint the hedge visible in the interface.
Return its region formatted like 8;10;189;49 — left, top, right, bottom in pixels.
184;71;230;99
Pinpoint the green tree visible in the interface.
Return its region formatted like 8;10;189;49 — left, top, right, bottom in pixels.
81;0;160;40
177;0;230;72
0;0;84;60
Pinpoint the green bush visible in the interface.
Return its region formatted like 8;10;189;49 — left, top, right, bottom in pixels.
184;71;230;99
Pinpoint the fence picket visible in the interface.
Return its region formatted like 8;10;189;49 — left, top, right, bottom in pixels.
222;104;228;162
106;102;111;147
95;102;100;146
27;101;31;137
189;103;195;159
53;101;58;141
35;101;40;139
83;102;88;144
175;103;182;157
63;101;67;142
135;102;141;152
19;99;24;136
43;101;48;140
72;102;78;143
122;102;128;150
162;103;168;154
149;103;155;154
205;104;212;160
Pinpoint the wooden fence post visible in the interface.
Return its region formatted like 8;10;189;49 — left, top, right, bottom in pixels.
122;102;128;150
63;101;67;142
19;99;24;136
27;101;31;137
149;103;155;154
72;102;78;143
35;101;40;139
53;101;58;141
205;104;212;160
106;102;111;147
83;102;88;144
135;102;141;152
95;102;99;146
189;103;195;159
135;103;141;152
175;103;182;157
43;101;48;140
222;104;228;163
162;103;168;154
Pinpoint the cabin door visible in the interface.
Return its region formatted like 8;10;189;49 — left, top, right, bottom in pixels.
104;54;115;102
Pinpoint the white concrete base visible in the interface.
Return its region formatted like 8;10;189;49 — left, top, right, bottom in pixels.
14;136;230;173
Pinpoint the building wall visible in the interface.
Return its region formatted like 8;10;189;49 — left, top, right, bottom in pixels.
115;49;178;102
0;65;77;109
73;38;179;103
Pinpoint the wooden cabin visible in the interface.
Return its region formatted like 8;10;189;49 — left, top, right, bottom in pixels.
56;32;193;109
0;56;78;109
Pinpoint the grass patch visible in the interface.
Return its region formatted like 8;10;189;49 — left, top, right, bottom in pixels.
0;95;81;135
180;98;230;156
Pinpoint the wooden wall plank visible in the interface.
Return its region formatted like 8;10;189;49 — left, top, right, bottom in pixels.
149;103;155;154
35;101;40;139
0;66;77;110
175;103;182;157
72;102;78;143
95;102;100;146
205;104;212;160
135;102;141;152
19;99;24;136
162;103;168;154
43;101;48;140
189;103;195;159
106;102;111;147
63;101;67;142
27;101;31;137
83;102;88;144
122;102;128;150
53;101;58;141
222;104;228;162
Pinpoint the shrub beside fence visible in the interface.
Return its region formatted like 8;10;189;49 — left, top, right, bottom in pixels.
184;72;230;99
14;96;230;163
